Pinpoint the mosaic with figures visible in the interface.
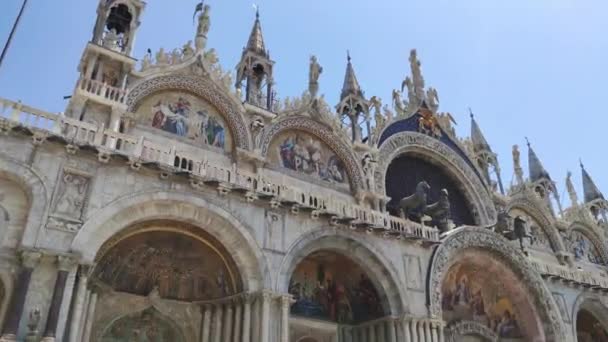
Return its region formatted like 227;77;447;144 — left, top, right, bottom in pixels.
101;308;184;342
288;252;383;324
567;230;603;265
269;131;349;187
136;92;230;150
442;263;525;341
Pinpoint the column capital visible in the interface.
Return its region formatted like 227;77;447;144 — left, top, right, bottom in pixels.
57;255;79;272
20;251;42;269
279;294;294;308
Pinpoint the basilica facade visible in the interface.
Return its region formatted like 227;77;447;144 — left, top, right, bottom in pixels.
0;1;607;341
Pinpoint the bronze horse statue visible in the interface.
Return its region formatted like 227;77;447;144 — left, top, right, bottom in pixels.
494;211;534;253
399;181;430;222
425;188;451;233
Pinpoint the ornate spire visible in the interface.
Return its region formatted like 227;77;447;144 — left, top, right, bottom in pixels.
340;51;364;101
581;161;604;203
470;110;492;153
246;8;267;56
526;138;551;182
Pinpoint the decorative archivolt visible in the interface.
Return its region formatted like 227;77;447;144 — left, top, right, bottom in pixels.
375;131;496;225
445;320;497;342
566;222;608;265
126;74;251;150
259;116;365;194
427;227;564;340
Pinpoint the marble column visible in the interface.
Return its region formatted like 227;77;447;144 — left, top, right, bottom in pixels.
80;290;98;342
438;322;445;342
222;302;233;342
241;295;251;342
424;321;431;342
410;319;419;342
431;322;438;342
260;292;271;342
387;319;397;342
233;300;242;342
42;256;74;341
401;318;411;342
0;251;41;341
377;321;386;342
201;305;212;342
68;265;90;342
368;325;376;342
212;304;223;342
280;295;291;342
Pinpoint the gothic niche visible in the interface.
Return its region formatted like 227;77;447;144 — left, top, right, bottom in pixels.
93;229;239;301
134;92;231;150
268;131;349;188
566;230;603;265
288;251;384;324
101;307;184;342
442;252;543;341
386;156;474;226
576;310;608;342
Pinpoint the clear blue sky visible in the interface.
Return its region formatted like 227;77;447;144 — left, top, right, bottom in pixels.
1;0;606;206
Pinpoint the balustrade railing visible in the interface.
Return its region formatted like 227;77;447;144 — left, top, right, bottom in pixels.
77;77;127;105
0;97;440;242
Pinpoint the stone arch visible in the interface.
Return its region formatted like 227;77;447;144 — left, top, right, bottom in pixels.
71;191;268;291
376;131;495;225
126;74;251;150
566;222;608;265
277;227;406;317
260;116;365;195
445;320;498;342
94;305;191;342
0;156;50;248
506;195;566;254
428;227;564;341
572;292;608;341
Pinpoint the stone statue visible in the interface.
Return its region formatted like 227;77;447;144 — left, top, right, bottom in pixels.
156;48;169;65
182;41;195;59
204;48;219;65
196;4;211;50
392;89;405;114
361;153;377;191
506;216;534;253
399;181;430;222
512;145;524;185
383;105;394;122
566;171;578;206
494;210;511;235
409;49;425;100
171;48;182;65
250;116;265;150
141;53;151;72
436;112;456;138
308;55;323;97
103;28;121;51
425;188;451;233
427;87;439;110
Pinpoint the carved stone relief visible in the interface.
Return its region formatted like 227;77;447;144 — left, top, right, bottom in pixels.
403;254;424;291
264;210;285;252
47;169;91;233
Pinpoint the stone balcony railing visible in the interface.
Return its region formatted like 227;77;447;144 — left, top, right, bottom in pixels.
76;77;127;106
0;97;440;242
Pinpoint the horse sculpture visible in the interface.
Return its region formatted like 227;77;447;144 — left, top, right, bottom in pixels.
494;211;534;253
425;188;451;233
399;181;430;222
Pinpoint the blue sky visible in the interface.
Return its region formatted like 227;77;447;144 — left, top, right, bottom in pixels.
1;0;606;206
